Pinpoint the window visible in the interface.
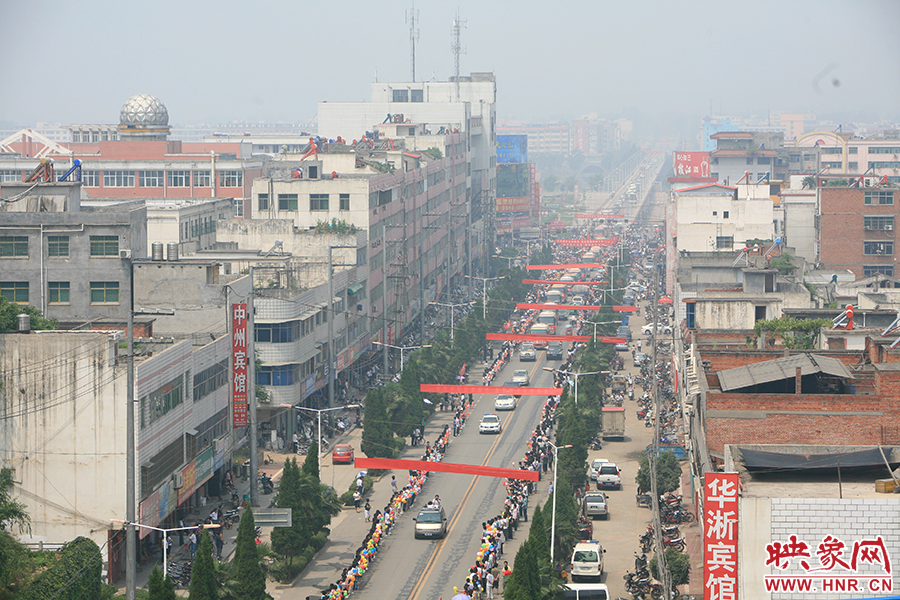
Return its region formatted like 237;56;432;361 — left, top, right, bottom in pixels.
138;170;164;187
232;199;243;217
48;281;69;304
103;170;135;187
339;193;350;211
716;236;733;249
255;321;300;343
193;359;228;402
47;235;69;257
411;89;423;102
746;158;754;165
0;282;28;303
193;170;210;187
0;236;28;257
278;194;298;211
865;191;894;205
258;193;269;211
308;166;318;179
723;211;730;219
90;235;119;256
310;193;329;211
392;90;409;102
685;302;695;328
864;216;894;231
256;364;298;386
140;374;185;429
864;241;893;255
865;265;894;277
168;170;190;187
81;170;99;186
712;211;717;216
219;170;243;187
90;281;120;303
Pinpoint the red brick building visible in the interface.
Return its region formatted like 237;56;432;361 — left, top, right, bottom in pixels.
819;186;900;279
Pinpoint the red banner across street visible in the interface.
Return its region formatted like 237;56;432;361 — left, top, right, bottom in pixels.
486;333;591;342
517;303;608;311
574;214;625;219
419;384;564;396
522;280;607;285
526;263;602;271
354;458;539;481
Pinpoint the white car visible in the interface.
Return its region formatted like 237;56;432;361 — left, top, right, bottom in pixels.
511;369;529;386
519;342;536;361
596;463;622;490
479;414;502;434
589;458;610;480
642;323;672;336
494;394;517;411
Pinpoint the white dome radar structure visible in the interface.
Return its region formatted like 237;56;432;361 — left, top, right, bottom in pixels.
117;94;171;140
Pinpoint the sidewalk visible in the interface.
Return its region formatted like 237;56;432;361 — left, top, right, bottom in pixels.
280;403;463;600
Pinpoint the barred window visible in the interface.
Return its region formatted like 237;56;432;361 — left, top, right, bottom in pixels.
90;281;120;303
0;236;28;257
48;236;69;257
310;193;329;211
90;235;119;256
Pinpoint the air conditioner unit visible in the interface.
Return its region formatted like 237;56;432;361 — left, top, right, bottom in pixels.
173;472;183;489
119;249;132;259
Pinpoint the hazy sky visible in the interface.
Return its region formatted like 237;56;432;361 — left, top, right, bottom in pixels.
2;0;898;128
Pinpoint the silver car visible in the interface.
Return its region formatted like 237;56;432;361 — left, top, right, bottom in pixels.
413;506;447;539
512;369;529;386
479;414;502;434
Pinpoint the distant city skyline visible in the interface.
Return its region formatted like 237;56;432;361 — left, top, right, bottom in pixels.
2;0;898;130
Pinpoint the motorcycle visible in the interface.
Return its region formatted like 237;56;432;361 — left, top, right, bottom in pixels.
259;473;274;495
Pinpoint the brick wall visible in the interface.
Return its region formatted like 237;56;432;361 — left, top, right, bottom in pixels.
706;392;897;453
820;187;899;279
766;498;900;599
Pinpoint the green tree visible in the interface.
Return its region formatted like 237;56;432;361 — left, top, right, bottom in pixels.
20;536;102;600
232;509;271;600
0;468;28;533
361;387;395;458
0;298;58;332
271;459;307;567
650;547;691;586
801;175;817;189
148;566;176;600
301;442;319;480
503;539;541;600
188;532;218;600
0;532;34;599
635;451;682;495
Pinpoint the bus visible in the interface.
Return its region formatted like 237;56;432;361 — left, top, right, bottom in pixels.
529;323;551;349
537;309;558;333
547;287;565;304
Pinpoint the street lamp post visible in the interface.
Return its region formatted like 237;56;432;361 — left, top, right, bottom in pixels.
464;275;502;319
547;441;572;565
428;301;474;340
289;404;361;458
543;367;602;406
373;342;431;373
585;320;620;342
113;520;220;579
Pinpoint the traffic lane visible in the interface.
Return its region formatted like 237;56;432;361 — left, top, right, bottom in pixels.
416;371;556;600
351;357;551;600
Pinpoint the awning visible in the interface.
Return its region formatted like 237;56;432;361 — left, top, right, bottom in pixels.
718;354;853;392
740;447;898;471
658;296;673;304
348;283;365;296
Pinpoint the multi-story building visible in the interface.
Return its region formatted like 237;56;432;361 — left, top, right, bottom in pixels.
708;131;788;185
0;181;146;322
246;122;474;350
0;95;265;217
795;132;900;186
819;186;900;279
672;182;776;252
497;121;570;154
0;324;238;583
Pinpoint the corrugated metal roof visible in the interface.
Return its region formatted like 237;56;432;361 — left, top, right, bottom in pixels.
717;354;853;392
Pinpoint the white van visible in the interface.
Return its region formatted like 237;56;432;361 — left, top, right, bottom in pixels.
570;541;606;581
559;582;609;599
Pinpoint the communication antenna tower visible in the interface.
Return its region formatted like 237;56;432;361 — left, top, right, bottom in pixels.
451;10;467;100
406;3;419;82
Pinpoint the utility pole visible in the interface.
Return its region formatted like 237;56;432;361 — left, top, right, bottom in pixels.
125;259;135;600
406;3;419;82
649;249;672;598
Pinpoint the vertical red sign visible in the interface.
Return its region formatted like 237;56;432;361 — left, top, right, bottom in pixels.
704;472;739;600
232;303;248;427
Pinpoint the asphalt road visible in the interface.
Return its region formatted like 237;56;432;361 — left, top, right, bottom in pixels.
346;311;660;599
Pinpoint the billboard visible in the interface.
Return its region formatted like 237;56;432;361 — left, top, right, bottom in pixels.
496;135;528;164
497;163;531;199
674;151;711;177
704;472;739;600
496;196;531;213
232;303;249;427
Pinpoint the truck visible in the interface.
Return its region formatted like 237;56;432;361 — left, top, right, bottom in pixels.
601;406;625;440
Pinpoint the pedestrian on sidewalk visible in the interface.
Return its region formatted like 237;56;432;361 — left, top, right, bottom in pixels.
178;518;185;547
353;490;361;512
391;475;399;494
189;530;197;557
213;530;224;559
364;500;371;522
